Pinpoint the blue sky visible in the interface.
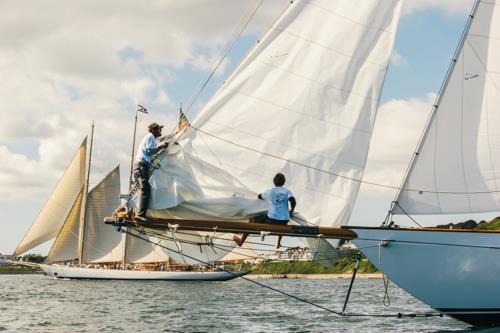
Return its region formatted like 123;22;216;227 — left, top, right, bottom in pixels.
2;0;491;254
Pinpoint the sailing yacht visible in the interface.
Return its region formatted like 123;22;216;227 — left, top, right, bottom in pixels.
14;136;245;281
349;0;500;326
117;0;500;326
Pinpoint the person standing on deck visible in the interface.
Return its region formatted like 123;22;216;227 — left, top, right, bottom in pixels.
133;122;168;221
233;173;296;248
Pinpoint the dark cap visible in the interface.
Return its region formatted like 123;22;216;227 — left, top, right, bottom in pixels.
148;122;164;132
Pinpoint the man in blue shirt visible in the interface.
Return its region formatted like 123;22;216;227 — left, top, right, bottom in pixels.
234;173;296;248
133;122;168;221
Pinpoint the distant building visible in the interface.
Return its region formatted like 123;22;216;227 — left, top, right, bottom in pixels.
277;247;313;261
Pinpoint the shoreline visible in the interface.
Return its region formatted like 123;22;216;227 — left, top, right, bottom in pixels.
247;273;382;279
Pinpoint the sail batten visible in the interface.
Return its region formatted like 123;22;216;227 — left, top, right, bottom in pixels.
151;0;403;228
395;0;500;215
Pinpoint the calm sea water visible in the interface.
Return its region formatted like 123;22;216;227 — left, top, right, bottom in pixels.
0;274;488;332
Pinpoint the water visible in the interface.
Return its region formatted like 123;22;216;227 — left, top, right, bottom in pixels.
0;274;484;332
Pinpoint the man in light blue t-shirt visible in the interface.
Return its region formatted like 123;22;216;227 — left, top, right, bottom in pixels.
133;122;168;221
234;173;296;248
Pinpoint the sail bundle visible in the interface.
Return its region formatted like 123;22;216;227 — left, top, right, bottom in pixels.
394;0;500;215
151;0;403;229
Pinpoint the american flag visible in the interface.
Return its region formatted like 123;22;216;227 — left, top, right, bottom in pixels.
173;107;190;135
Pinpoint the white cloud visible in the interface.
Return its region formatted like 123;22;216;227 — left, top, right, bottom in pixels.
390;50;407;66
361;93;437;195
0;1;289;201
402;0;475;16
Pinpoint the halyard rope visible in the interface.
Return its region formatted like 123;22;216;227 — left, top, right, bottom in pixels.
120;224;443;319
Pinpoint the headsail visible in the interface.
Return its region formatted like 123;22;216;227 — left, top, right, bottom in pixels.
394;0;500;215
46;190;84;263
152;0;403;228
13;139;87;256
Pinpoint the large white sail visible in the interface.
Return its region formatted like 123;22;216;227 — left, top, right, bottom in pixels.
153;0;402;228
14;139;87;256
394;0;500;215
46;191;84;263
82;166;122;263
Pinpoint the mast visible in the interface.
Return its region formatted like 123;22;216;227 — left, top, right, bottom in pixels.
390;0;481;216
123;105;148;268
78;122;94;264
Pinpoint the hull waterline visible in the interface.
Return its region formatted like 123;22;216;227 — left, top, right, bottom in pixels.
349;226;500;327
40;264;247;281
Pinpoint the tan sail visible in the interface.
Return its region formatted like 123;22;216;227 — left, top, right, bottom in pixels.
82;166;122;263
14;139;87;256
46;190;84;263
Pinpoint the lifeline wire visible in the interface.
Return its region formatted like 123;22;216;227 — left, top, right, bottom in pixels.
122;225;442;319
190;125;500;196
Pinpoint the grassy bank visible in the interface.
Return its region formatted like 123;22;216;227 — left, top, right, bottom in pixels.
232;257;378;275
0;265;43;274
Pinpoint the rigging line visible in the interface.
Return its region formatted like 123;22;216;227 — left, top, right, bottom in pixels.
134;226;335;257
190;125;500;195
356;237;500;251
392;202;423;228
122;228;442;319
121;227;343;315
167;0;265;140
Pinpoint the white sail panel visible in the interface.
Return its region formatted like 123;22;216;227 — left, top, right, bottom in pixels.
124;229;170;263
82;166;123;263
161;0;403;227
14;139;87;256
46;191;84;263
395;1;500;215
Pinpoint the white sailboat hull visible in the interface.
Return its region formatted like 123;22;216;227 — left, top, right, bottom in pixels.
40;264;247;281
350;227;500;327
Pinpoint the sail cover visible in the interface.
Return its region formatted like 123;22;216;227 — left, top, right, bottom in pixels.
151;0;403;228
395;1;500;215
82;166;122;263
14;139;87;256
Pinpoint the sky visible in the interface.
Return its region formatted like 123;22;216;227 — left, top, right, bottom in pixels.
2;0;494;255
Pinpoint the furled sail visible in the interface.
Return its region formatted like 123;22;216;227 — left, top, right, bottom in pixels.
46;190;84;263
151;0;403;228
14;139;87;256
394;1;500;215
82;166;122;263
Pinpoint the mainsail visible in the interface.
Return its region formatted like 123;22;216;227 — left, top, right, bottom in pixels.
82;166;122;263
394;0;500;215
151;0;403;229
14;138;87;256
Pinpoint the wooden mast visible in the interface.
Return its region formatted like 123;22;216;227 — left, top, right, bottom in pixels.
78;122;94;265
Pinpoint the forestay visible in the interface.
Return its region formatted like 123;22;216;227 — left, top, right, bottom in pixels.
14;139;87;256
151;0;402;229
394;0;500;215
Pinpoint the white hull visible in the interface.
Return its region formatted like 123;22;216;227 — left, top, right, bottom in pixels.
350;226;500;327
40;264;247;281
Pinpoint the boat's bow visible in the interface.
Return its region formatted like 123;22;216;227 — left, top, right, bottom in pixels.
348;226;500;326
